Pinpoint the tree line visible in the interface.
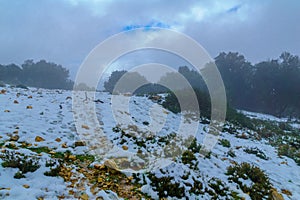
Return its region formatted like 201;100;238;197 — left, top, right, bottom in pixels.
216;52;300;118
0;60;73;90
104;52;300;118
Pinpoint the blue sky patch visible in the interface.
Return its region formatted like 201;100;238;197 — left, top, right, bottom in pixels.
122;21;170;31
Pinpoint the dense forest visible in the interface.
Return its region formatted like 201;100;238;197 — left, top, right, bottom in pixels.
0;60;73;89
104;52;300;118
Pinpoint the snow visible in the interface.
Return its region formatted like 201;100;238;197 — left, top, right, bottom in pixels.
1;85;300;199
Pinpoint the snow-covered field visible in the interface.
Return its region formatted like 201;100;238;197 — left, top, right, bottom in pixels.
1;85;300;199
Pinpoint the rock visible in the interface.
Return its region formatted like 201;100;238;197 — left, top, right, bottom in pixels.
122;145;128;150
23;184;30;189
55;138;62;142
75;141;86;147
4;110;10;112
62;143;68;148
28;95;32;99
80;193;89;200
35;136;45;142
49;151;56;154
68;155;76;161
13;100;19;104
10;135;19;141
7;142;17;149
13;130;18;134
94;164;104;170
280;161;288;165
104;160;119;170
0;89;6;94
281;189;292;196
97;177;103;183
81;125;90;130
0;187;10;190
26;105;33;109
271;188;284;200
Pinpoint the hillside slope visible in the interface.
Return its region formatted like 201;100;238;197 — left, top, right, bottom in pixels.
0;85;300;199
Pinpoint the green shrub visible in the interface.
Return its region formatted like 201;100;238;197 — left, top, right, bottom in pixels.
244;147;269;160
188;138;201;153
27;146;51;154
220;139;231;148
278;144;300;165
226;162;272;199
44;164;62;177
182;150;196;166
226;108;254;130
148;173;185;198
227;149;236;157
207;178;230;197
0;150;40;176
14;171;25;179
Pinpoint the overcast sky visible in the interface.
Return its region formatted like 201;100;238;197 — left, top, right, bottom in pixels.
0;0;299;79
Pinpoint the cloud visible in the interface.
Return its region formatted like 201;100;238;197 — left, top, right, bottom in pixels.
0;0;299;78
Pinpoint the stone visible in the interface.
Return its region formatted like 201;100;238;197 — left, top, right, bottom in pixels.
26;105;33;109
55;138;61;142
94;164;103;170
75;141;86;147
10;135;19;141
62;143;68;148
35;136;45;142
271;188;284;200
68;155;76;161
23;184;30;189
122;145;128;150
80;193;89;200
13;100;19;104
81;125;90;130
281;189;292;196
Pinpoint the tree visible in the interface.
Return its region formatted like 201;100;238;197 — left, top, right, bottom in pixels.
104;70;149;94
215;52;254;109
0;59;73;90
21;60;73;89
252;52;300;117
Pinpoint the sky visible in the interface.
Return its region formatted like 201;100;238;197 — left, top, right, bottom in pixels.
0;0;300;80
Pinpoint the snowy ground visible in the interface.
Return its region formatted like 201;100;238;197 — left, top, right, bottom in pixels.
1;85;300;199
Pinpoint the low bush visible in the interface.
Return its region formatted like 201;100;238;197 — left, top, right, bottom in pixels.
220;139;231;148
0;150;40;178
226;162;272;199
244;147;269;160
148;173;185;198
